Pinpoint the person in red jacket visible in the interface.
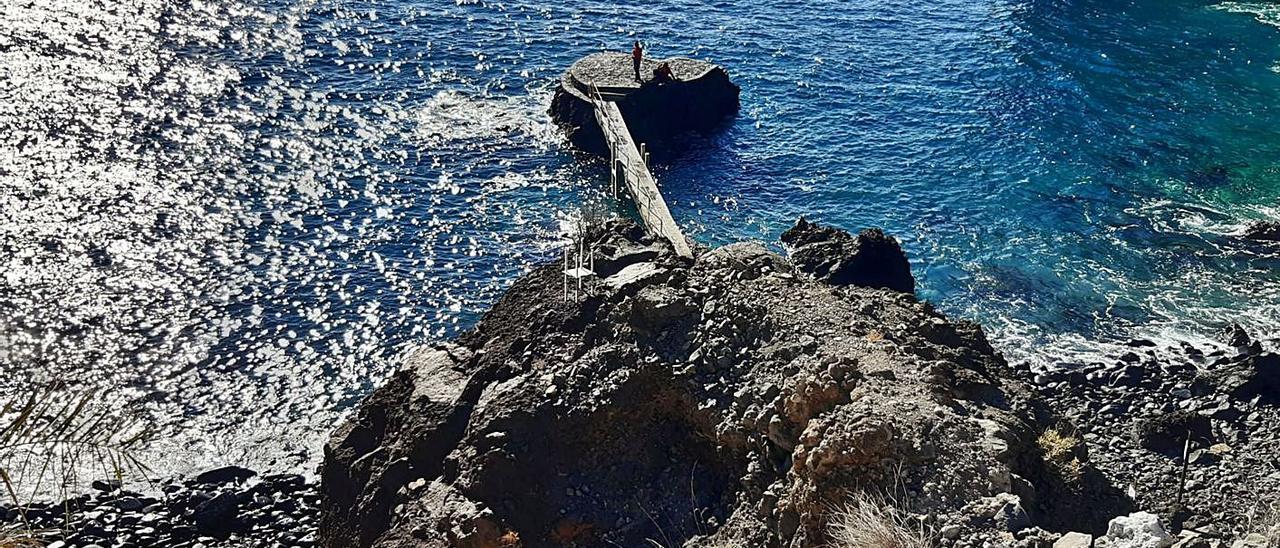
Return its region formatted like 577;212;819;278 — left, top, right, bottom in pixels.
631;41;643;82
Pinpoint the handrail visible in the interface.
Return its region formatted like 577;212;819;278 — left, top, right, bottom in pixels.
583;82;690;258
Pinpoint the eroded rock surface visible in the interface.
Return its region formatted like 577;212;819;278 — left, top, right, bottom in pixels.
780;217;916;293
319;220;1123;548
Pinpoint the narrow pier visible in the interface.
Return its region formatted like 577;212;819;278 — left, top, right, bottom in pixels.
586;88;693;258
550;52;739;260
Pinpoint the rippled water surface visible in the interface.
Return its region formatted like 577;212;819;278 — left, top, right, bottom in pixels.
3;0;1279;481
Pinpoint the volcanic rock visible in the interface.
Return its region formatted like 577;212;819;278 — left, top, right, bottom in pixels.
780;217;916;293
1100;512;1175;548
195;465;257;485
317;220;1126;548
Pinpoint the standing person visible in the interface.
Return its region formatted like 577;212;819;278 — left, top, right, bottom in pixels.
631;41;643;82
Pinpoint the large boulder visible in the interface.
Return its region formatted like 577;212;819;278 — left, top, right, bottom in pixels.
780;217;916;293
318;221;1121;548
549;52;739;158
1098;512;1175;548
1193;327;1280;404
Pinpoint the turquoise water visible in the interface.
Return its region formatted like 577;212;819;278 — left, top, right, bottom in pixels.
2;0;1278;478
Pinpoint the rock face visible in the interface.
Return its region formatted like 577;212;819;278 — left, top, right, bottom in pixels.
549;52;740;158
1243;221;1280;241
780;217;916;293
319;220;1128;548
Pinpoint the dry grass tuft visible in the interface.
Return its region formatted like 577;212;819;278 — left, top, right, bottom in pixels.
0;388;151;537
0;528;46;548
1037;426;1084;484
1245;499;1280;547
828;491;932;548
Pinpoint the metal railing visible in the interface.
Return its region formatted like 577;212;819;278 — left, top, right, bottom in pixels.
586;84;665;236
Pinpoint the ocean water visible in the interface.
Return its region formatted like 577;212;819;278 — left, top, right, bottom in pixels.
2;0;1279;483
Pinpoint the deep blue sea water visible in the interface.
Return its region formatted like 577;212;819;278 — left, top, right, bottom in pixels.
3;0;1279;481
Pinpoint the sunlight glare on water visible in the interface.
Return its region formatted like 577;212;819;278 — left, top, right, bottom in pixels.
2;0;1279;485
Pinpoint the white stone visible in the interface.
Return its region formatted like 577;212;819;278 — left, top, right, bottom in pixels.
603;262;665;291
1103;512;1175;548
1230;533;1268;548
1055;531;1094;548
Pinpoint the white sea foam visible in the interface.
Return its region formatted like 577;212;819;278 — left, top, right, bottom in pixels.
1215;2;1280;29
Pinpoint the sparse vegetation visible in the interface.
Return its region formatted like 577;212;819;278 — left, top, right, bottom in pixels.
0;534;46;548
0;388;151;540
1037;426;1084;484
828;491;932;548
1245;499;1280;547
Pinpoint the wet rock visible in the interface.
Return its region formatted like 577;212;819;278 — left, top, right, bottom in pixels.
1111;365;1146;387
1243;221;1280;242
1195;350;1280;404
780;217;915;293
91;479;122;492
1220;324;1252;348
194;465;256;485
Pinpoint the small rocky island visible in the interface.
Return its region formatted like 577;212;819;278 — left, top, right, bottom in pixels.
549;52;740;157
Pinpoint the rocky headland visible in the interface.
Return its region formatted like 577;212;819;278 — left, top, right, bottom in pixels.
311;219;1280;548
5;220;1277;548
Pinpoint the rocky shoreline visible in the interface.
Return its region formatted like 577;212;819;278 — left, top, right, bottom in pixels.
310;219;1280;548
0;467;320;547
5;220;1276;548
1005;326;1280;547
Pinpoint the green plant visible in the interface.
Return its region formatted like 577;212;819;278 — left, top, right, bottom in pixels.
828;491;932;548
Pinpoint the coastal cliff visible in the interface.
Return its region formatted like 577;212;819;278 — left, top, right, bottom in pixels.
316;220;1133;548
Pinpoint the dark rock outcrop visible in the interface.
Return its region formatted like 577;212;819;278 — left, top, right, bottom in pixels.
195;465;257;485
780;217;916;293
318;221;1125;548
1243;221;1280;241
549;52;740;158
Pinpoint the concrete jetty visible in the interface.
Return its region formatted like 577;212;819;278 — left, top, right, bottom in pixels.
549;52;740;259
